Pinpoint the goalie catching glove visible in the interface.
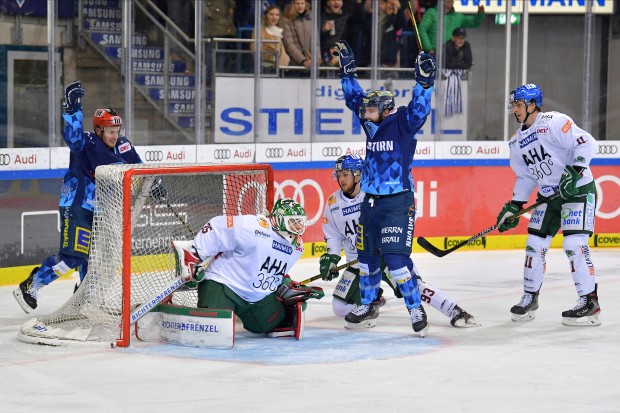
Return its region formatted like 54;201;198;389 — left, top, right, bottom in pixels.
172;240;206;283
319;253;341;281
276;275;324;306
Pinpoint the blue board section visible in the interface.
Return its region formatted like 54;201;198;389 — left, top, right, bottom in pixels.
134;74;195;87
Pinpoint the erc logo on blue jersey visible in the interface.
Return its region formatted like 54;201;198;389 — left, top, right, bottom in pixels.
272;240;293;255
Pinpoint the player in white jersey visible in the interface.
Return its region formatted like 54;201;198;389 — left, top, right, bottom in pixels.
321;155;478;328
497;83;600;326
173;198;324;339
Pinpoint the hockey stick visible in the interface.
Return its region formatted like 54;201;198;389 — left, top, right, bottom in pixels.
130;255;214;324
417;193;561;257
406;0;423;53
298;259;359;285
166;200;195;237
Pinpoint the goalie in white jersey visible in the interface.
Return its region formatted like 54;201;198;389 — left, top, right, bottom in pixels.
497;83;600;326
173;198;324;340
321;155;478;328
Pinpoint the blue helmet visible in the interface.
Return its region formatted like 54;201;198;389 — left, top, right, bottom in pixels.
509;84;543;109
334;155;364;177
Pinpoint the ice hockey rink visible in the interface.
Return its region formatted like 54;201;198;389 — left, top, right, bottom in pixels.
1;248;619;413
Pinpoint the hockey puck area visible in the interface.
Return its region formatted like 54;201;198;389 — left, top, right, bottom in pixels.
125;327;446;364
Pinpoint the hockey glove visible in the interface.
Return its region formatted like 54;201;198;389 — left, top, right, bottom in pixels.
149;177;168;202
332;40;357;78
319;253;341;281
496;202;523;233
415;53;436;88
172;240;206;283
559;165;581;200
63;81;85;115
276;278;325;306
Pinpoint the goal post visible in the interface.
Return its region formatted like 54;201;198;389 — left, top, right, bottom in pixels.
18;163;274;347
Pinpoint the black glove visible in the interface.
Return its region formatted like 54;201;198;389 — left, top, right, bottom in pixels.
559;165;581;200
319;253;341;281
415;53;436;88
149;177;167;202
496;202;522;233
332;40;357;78
62;81;85;115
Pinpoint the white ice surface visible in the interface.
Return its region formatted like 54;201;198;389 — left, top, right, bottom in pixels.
1;248;619;413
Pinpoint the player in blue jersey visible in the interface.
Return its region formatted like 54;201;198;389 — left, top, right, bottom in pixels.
13;81;165;313
332;40;436;336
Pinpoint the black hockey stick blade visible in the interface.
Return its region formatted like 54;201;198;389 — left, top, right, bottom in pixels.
417;193;560;258
299;259;359;285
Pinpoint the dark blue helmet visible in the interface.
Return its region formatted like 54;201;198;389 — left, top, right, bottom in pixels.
509;84;543;109
359;90;395;118
334;155;364;177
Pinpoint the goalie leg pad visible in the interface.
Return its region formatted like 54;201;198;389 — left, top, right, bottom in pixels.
268;302;304;340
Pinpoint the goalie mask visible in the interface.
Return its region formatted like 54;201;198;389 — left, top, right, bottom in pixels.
270;198;307;243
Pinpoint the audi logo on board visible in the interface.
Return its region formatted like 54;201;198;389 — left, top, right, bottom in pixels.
144;151;164;162
322;147;342;157
213;149;231;160
265;148;284;158
449;145;473;155
0;153;10;166
597;145;618;155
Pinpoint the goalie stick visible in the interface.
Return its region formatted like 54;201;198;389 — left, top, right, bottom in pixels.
298;259;359;285
417;193;561;257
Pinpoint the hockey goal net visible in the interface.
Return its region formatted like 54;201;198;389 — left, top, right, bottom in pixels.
18;163;273;347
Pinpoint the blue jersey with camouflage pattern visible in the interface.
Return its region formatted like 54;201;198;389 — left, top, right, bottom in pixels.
60;110;142;211
341;78;432;196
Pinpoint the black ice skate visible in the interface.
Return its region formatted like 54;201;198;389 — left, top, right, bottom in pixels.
409;305;429;337
450;305;480;328
13;267;40;314
344;301;380;329
510;290;539;322
562;284;601;327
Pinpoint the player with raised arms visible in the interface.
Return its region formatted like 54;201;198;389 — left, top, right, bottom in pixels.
333;40;437;336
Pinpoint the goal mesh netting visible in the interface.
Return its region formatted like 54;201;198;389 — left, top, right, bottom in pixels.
18;163;273;347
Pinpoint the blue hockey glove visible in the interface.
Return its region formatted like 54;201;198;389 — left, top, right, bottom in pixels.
332;40;357;78
319;253;341;281
415;53;436;88
559;165;581;200
62;81;85;115
149;177;168;202
496;202;522;233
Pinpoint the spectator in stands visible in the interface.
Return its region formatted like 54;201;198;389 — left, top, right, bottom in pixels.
204;0;237;76
320;0;352;67
282;0;321;71
251;5;290;72
418;0;485;56
444;27;472;70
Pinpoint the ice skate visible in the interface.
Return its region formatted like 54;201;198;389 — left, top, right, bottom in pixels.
409;305;429;337
510;291;539;322
562;285;601;327
450;305;480;328
344;302;380;329
13;267;39;314
376;288;386;307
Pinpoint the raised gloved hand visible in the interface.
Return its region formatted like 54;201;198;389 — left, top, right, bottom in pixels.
319;253;341;281
496;202;522;233
149;177;168;202
332;40;357;78
559;165;581;200
415;53;436;88
276;277;325;306
62;81;85;115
